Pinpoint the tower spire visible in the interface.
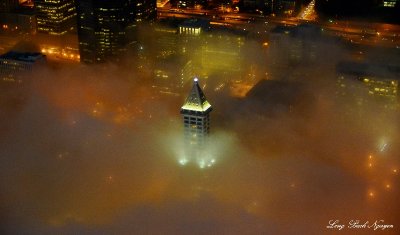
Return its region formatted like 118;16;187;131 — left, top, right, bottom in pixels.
181;77;212;113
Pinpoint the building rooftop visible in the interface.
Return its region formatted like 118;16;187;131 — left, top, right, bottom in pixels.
0;51;46;63
181;78;212;113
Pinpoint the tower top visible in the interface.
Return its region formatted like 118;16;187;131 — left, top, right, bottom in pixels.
181;78;212;113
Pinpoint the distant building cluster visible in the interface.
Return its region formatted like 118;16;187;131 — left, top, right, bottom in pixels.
0;0;157;63
0;0;398;116
148;18;258;94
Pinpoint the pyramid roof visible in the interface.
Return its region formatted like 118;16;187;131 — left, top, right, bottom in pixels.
181;78;212;112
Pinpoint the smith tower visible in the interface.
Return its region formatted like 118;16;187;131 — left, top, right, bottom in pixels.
180;78;214;168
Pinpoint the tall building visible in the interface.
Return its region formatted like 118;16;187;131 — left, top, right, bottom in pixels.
34;0;76;35
76;0;156;63
180;78;213;168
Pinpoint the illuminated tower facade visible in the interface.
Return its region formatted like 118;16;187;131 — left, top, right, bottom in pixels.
180;78;214;168
76;0;156;63
34;0;76;35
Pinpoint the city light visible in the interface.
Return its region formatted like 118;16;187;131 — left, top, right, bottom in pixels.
40;46;80;61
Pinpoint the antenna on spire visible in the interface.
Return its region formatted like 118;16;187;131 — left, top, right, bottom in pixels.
194;77;198;83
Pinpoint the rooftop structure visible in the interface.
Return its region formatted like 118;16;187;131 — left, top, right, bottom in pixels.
181;77;212;113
